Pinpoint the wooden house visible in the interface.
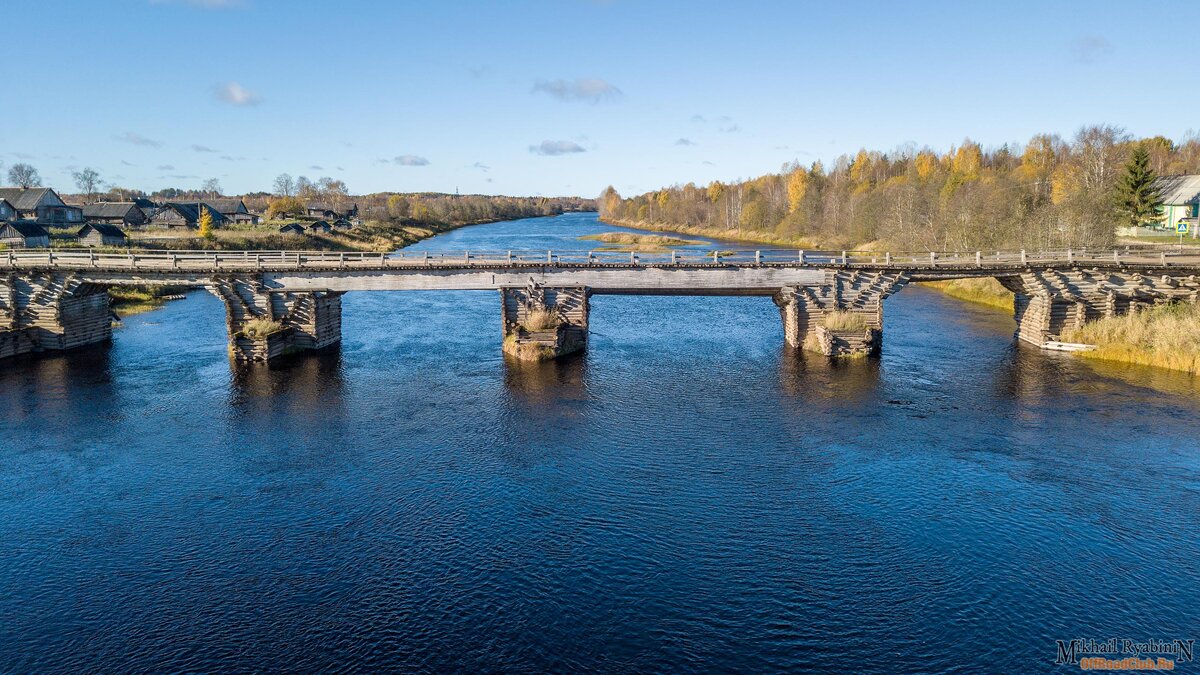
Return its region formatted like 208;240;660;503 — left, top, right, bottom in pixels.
0;221;51;248
148;203;228;229
332;217;354;231
1154;175;1200;236
0;187;83;225
305;202;359;219
308;220;332;234
76;223;128;247
0;199;16;221
278;223;306;235
82;202;148;228
208;197;260;225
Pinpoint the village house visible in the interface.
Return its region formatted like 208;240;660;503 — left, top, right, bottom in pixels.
278;223;306;235
305;202;359;220
332;217;354;231
0;221;51;248
81;202;148;229
131;197;158;219
207;197;261;225
76;223;129;247
1154;175;1200;236
0;187;84;226
0;199;16;221
148;202;228;229
308;220;333;234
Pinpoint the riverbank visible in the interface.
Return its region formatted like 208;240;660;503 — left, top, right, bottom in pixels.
917;278;1014;312
1062;302;1200;375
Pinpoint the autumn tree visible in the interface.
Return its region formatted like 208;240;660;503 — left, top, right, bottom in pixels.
786;168;808;212
1113;146;1163;228
72;167;102;202
8;163;40;188
266;196;305;220
197;206;215;240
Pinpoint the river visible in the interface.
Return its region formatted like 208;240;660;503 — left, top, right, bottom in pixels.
2;212;1198;673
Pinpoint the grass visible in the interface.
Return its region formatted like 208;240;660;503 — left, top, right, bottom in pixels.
520;308;561;331
108;285;189;316
822;310;868;331
240;317;285;339
1061;301;1200;375
502;334;556;361
579;231;706;251
920;277;1014;312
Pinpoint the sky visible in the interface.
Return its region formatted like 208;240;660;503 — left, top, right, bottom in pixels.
3;0;1198;199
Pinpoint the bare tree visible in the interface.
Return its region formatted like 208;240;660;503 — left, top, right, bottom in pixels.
273;173;295;197
72;167;102;202
201;178;222;197
8;163;41;188
295;176;317;199
317;176;348;201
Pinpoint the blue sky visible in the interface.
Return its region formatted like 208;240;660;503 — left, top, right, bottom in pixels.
4;0;1197;198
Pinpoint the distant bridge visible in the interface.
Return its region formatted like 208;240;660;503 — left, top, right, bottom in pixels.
2;247;1199;362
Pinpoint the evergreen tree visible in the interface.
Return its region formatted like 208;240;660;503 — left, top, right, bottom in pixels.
1114;146;1164;228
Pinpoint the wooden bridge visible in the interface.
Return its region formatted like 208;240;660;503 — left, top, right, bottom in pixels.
3;246;1199;362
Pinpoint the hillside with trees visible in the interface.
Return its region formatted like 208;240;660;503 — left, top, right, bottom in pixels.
600;126;1200;252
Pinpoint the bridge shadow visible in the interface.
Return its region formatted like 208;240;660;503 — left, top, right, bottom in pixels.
778;346;881;404
228;348;347;410
501;351;588;408
0;343;117;432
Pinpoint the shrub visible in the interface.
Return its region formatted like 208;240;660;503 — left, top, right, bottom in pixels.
521;307;561;331
241;317;284;339
822;310;867;331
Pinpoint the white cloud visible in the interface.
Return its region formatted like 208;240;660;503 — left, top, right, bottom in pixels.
532;78;622;103
675;138;696;146
116;132;162;147
395;155;431;166
214;82;261;106
192;144;218;153
530;140;586;156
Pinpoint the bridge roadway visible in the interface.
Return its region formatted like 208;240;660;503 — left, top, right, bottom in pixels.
2;247;1200;362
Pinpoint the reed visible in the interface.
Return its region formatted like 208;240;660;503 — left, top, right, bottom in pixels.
1062;302;1200;374
822;310;867;331
241;317;285;339
520;308;561;331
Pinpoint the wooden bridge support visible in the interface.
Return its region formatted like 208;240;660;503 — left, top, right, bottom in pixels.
999;270;1200;347
500;284;589;360
0;273;113;359
774;270;908;357
209;277;343;363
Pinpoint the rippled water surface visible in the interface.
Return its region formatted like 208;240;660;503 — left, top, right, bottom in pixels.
2;213;1199;673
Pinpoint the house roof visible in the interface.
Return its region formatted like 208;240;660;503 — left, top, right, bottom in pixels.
131;197;156;209
1;221;51;238
78;223;127;238
0;198;14;212
206;197;249;214
1153;175;1200;205
160;202;228;222
309;220;331;229
306;202;357;212
0;187;61;211
279;223;305;233
82;202;139;219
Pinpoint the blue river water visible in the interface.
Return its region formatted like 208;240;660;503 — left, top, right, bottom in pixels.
1;212;1199;673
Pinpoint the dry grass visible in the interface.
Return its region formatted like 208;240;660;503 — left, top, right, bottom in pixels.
1062;302;1200;374
920;277;1014;311
241;317;285;339
822;310;868;332
520;308;561;331
579;232;704;251
502;334;556;361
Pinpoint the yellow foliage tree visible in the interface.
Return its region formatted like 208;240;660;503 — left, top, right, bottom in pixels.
197;207;215;240
706;181;724;203
786;169;808;212
849;149;873;184
952;141;982;179
1050;164;1078;205
914;152;937;180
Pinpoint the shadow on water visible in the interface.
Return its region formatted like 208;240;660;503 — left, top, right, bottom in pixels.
501;351;588;407
0;344;117;432
778;346;881;404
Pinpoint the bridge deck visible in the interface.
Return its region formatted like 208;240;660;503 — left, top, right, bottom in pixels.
3;247;1200;293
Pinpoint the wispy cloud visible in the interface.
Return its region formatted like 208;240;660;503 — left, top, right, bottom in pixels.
156;165;176;171
675;138;696;146
530;140;586;156
214;82;261;106
395;155;431;166
532;78;622;103
719;124;740;133
219;155;246;161
1070;35;1113;64
471;162;490;171
121;160;136;166
309;165;324;170
192;144;218;153
117;132;162;147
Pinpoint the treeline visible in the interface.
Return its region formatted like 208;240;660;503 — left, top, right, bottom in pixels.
364;193;593;225
600;126;1200;251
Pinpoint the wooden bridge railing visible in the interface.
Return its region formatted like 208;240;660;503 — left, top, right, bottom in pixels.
3;246;1200;272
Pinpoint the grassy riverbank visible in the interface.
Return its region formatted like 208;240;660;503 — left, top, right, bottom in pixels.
579;232;706;251
108;285;191;316
918;278;1014;312
1062;302;1200;375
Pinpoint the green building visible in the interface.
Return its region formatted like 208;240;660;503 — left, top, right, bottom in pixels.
1154;175;1200;237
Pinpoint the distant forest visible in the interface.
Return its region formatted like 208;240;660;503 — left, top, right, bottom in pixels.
600;126;1200;251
